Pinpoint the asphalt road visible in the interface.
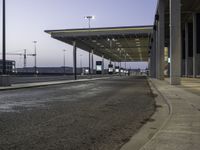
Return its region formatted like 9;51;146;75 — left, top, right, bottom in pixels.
0;76;155;150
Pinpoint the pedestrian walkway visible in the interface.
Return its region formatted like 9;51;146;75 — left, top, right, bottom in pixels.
179;78;200;96
121;78;200;150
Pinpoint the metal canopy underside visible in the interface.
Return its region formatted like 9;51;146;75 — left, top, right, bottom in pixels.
45;26;153;62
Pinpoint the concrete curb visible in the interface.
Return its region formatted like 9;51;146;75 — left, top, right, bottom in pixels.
120;78;171;150
0;77;111;91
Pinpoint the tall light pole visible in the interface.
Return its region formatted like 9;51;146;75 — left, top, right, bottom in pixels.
2;0;6;74
33;41;37;75
84;16;95;75
84;16;95;28
63;49;67;75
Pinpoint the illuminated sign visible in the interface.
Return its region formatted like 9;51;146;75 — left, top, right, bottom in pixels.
96;61;103;74
115;66;119;73
96;65;102;71
109;68;113;72
168;58;171;63
108;64;114;74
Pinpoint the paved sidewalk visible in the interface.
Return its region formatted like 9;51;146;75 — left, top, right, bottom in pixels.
121;78;200;150
0;77;111;91
165;77;200;96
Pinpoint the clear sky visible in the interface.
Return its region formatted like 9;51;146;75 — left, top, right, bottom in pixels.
0;0;157;69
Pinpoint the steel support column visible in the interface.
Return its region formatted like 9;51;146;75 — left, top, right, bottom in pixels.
169;0;181;85
73;41;77;80
102;55;104;74
89;51;91;75
149;44;153;77
91;50;94;74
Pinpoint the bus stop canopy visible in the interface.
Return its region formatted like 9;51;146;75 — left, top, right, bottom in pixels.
45;26;153;62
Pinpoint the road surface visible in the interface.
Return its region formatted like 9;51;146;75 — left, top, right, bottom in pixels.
0;76;155;150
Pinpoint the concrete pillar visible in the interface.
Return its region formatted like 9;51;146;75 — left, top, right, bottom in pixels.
169;0;181;85
148;56;151;76
149;44;153;77
102;55;104;74
156;0;165;80
89;51;91;75
156;20;159;79
196;14;200;76
91;50;94;74
152;28;157;78
73;41;77;80
193;13;197;78
119;60;122;76
185;23;189;77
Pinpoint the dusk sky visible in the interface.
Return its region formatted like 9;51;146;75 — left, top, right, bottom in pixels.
0;0;157;69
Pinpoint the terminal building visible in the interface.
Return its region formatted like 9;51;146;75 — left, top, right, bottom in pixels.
0;60;15;74
149;0;200;84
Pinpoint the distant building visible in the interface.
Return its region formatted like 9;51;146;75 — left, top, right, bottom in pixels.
0;60;16;74
16;67;84;75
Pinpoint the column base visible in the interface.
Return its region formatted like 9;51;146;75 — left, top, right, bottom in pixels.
170;76;181;85
0;75;11;87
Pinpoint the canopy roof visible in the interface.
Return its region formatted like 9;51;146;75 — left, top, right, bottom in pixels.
45;26;153;62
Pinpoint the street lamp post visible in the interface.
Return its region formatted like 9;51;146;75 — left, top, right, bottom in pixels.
2;0;6;74
84;16;95;75
33;41;37;75
63;49;67;75
0;0;11;86
84;16;95;29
